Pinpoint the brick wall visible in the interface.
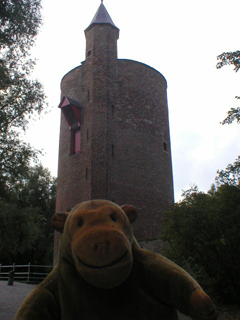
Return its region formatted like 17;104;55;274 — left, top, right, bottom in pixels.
107;59;173;239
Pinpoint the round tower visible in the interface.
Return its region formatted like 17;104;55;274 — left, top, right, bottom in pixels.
54;2;174;262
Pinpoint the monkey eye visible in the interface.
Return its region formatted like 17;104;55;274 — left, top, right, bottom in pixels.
110;213;117;222
78;218;84;228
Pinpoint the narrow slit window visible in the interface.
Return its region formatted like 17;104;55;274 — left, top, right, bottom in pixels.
163;142;167;152
112;144;114;157
74;129;81;154
71;127;81;155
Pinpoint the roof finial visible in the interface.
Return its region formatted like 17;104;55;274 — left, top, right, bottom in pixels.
101;0;103;3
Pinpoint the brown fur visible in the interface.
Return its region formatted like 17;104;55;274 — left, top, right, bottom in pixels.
15;200;217;320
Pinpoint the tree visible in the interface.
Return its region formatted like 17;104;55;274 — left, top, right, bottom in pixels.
0;202;46;264
161;183;240;304
216;51;240;124
0;165;56;265
0;0;46;194
18;165;57;264
0;1;57;266
215;156;240;187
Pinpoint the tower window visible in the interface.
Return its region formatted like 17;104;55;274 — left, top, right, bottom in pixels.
112;144;114;157
71;128;81;155
58;96;83;156
163;142;167;152
87;50;91;57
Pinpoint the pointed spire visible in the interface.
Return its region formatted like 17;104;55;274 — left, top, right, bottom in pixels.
87;1;117;29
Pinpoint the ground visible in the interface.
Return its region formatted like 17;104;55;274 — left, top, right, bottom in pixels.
0;281;239;320
0;281;36;320
217;304;240;320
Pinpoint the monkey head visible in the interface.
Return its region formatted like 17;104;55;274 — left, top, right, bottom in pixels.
52;200;137;289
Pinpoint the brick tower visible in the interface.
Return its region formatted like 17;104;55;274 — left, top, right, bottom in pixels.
54;1;174;262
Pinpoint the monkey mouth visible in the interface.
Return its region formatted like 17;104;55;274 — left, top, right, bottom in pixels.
77;251;129;269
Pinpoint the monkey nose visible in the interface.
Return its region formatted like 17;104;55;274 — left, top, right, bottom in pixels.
94;241;110;252
93;241;110;261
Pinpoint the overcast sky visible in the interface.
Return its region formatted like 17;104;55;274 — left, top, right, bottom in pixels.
27;0;240;201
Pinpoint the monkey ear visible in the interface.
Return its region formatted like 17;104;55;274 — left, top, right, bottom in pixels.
51;212;69;233
121;205;137;223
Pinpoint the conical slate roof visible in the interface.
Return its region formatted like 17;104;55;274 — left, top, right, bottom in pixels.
88;1;117;28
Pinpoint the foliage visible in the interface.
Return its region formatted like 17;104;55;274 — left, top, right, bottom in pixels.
0;1;56;266
0;0;44;131
216;51;240;125
215;156;240;187
0;202;46;264
0;0;42;48
220;107;240;125
0;165;56;265
17;165;56;212
216;51;240;72
0;133;38;196
161;182;240;304
0;0;46;191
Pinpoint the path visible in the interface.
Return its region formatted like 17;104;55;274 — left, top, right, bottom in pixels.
0;281;191;320
0;281;36;320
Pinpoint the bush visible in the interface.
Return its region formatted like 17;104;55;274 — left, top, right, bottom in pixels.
161;184;240;304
